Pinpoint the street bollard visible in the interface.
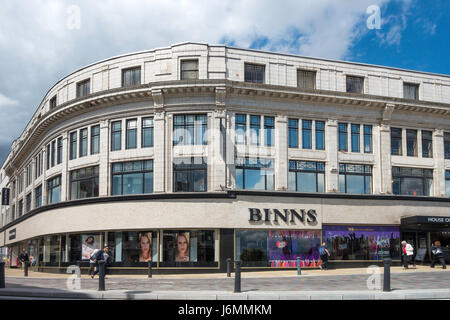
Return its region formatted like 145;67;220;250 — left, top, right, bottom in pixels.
98;261;106;291
0;262;5;288
297;257;301;275
234;260;241;293
227;258;231;278
24;261;29;277
383;258;392;292
148;260;152;278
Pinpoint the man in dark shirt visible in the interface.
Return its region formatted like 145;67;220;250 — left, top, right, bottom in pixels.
18;249;29;268
431;241;447;269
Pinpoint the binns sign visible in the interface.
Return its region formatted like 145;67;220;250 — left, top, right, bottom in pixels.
248;208;318;226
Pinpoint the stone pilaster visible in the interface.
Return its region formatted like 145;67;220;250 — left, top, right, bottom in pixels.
275;115;288;190
326;119;338;192
433;129;445;197
379;123;392;194
99;120;109;197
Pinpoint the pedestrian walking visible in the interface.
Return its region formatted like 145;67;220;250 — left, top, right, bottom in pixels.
430;241;447;269
92;246;110;279
401;241;414;270
88;248;100;278
18;249;29;269
319;242;330;270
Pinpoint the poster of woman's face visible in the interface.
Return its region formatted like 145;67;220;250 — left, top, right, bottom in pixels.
81;234;99;260
138;232;152;262
175;232;190;262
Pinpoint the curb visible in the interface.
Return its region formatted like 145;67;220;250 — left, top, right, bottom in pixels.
1;288;450;300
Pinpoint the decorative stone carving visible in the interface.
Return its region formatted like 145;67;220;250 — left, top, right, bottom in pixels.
152;89;164;109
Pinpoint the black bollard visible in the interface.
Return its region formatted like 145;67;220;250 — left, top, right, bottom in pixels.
24;261;29;277
234;260;241;293
227;258;231;278
98;261;105;291
383;258;392;292
297;257;301;275
0;262;5;288
148;260;152;278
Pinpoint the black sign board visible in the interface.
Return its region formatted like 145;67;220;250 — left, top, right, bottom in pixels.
414;248;427;262
1;188;10;205
9;228;16;240
401;216;450;225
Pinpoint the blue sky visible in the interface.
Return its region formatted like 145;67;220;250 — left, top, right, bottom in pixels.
0;0;448;165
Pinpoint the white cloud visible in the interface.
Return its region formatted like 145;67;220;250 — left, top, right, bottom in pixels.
0;0;396;162
0;93;19;107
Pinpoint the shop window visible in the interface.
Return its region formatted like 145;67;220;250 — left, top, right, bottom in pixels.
161;230;217;267
322;226;401;261
173;114;207;146
339;163;372;194
173;157;207;192
235;230;321;268
70;166;99;200
38;235;60;266
235;157;274;191
289;160;325;192
111;160;153;195
392;166;433;196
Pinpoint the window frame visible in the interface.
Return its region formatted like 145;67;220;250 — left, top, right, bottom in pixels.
244;63;265;84
180;59;199;80
76;79;90;98
122;66;141;87
339;163;372;194
297;69;316;89
346;75;364;94
289;160;325;193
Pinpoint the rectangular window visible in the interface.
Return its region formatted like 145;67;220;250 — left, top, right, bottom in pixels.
264;116;274;147
315;121;325;150
180;60;199;80
297;70;316;89
422;130;433;158
70;166;99;200
50;95;57;109
26;163;32;186
346;76;364;94
446;171;450;197
235;157;274;191
288;160;325;192
35;185;42;208
338;123;348;152
406;129;417;157
46;144;51;169
173;114;207;146
235;114;247;145
339;163;372;194
51;140;56;167
126;119;137;149
90;125;100;155
18;199;23;217
25;193;32;213
351;124;360;153
302;120;312;149
122;67;141;87
111;121;122;151
403;83;419;100
76;79;90;98
57;137;63;164
445;133;450;160
142;117;154;148
363;125;372;153
249;115;261;146
112;160;153;195
244;63;265;83
69;132;77;160
392;167;433;196
79;128;88;157
173;157;207;192
47;175;61;204
288;119;298;148
391;128;402;156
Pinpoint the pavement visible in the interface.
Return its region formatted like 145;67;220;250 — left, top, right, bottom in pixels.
1;265;449;300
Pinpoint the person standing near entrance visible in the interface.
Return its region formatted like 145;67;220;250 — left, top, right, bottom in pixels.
92;246;110;279
401;241;414;269
319;242;330;270
18;249;29;269
431;241;447;269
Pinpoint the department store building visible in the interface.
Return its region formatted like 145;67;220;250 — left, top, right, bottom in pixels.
0;42;449;273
